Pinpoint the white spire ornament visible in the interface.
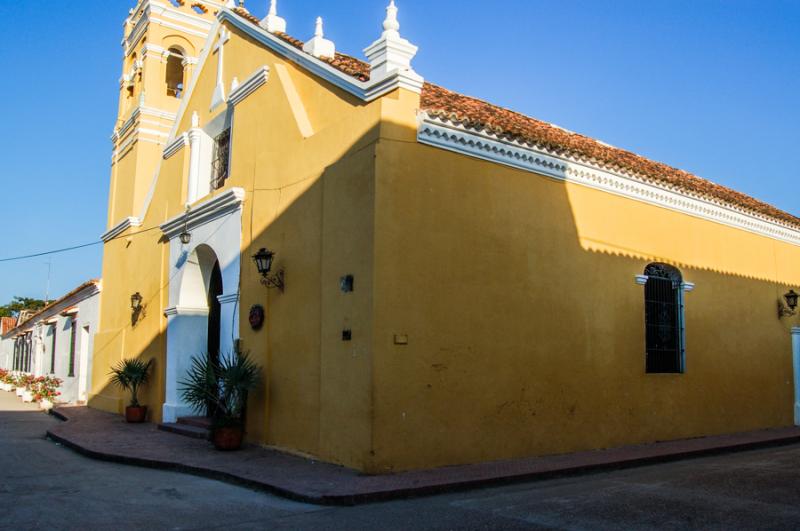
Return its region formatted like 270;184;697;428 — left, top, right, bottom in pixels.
363;0;422;87
302;17;336;59
260;0;286;33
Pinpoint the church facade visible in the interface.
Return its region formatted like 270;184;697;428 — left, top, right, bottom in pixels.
91;0;800;472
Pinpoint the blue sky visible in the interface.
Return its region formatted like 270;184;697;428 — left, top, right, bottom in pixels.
0;0;797;304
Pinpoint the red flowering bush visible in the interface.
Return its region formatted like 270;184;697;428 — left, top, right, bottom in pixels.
30;376;62;403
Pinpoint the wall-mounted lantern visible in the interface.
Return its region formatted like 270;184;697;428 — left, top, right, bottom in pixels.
131;292;143;313
179;206;192;245
253;248;285;292
778;289;799;318
130;291;145;325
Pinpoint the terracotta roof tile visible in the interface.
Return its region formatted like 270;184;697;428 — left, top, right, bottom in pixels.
0;317;16;335
419;83;800;228
228;11;799;229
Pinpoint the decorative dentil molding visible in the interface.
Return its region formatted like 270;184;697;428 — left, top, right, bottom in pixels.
160;187;246;240
417;115;800;247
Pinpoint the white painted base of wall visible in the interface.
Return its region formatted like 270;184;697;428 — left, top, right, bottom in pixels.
162;402;196;424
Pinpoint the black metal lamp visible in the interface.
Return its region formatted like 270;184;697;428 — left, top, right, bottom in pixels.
786;290;799;311
779;289;799;318
179;206;192;245
130;292;143;312
253;248;284;291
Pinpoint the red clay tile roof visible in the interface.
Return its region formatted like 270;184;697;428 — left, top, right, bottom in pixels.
3;279;100;335
228;10;800;229
0;317;16;335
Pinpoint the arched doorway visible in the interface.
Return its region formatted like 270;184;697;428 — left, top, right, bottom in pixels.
161;189;244;424
206;260;223;417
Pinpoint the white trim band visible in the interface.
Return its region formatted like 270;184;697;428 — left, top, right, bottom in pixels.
160;187;245;240
101;217;143;242
635;274;695;292
418;115;800;247
228;66;270;106
218;10;423;103
163;133;188;159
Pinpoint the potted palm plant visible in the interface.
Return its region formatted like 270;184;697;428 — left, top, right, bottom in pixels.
179;351;260;451
109;358;154;423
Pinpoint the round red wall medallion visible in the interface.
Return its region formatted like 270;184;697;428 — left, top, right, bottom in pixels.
249;305;265;330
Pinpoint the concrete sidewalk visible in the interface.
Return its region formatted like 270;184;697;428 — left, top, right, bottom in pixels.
46;405;800;506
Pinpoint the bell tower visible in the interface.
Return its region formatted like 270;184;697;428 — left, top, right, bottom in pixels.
107;0;234;227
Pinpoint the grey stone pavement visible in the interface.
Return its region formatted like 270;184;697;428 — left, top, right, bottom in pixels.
3;390;800;531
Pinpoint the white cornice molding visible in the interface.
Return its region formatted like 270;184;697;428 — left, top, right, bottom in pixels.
160;187;245;239
217;292;239;305
164;305;209;317
418;115;800;247
634;275;695;292
228;66;270;106
113;105;177;142
163;133;188;159
101;217;143;243
217;10;423;103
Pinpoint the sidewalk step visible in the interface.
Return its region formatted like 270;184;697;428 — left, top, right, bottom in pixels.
158;422;210;440
176;416;212;429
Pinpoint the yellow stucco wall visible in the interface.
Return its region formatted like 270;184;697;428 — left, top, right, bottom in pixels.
94;7;800;473
369;130;799;471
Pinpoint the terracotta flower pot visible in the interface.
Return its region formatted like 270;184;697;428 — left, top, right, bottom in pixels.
212;426;244;451
125;405;147;423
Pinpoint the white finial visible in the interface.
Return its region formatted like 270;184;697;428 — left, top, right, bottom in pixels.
138;90;146;106
364;0;423;87
231;77;240;92
261;0;286;33
383;0;400;37
315;17;324;38
302;17;335;58
191;111;199;128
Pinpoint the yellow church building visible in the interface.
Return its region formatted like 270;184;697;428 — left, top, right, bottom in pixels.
91;0;800;473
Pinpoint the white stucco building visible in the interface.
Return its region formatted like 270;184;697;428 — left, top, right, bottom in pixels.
1;280;102;404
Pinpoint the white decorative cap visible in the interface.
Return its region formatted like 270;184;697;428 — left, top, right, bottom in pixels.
191;111;200;128
302;17;336;59
260;0;287;33
363;0;422;84
382;0;400;38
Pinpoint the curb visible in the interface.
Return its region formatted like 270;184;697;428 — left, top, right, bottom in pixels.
45;409;800;506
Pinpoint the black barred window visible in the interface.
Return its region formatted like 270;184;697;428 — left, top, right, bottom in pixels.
211;129;231;191
644;263;685;373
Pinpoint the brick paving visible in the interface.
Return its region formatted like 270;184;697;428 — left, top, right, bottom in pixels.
47;406;800;506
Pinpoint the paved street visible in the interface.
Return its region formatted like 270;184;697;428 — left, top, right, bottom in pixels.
3;390;800;530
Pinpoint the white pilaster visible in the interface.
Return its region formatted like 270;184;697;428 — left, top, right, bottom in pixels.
792;327;800;426
163;305;209;423
187;112;213;203
217;292;241;356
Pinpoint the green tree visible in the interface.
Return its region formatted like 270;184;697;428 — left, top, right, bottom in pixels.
0;296;47;318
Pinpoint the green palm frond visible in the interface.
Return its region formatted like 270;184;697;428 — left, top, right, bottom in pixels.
109;358;154;407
